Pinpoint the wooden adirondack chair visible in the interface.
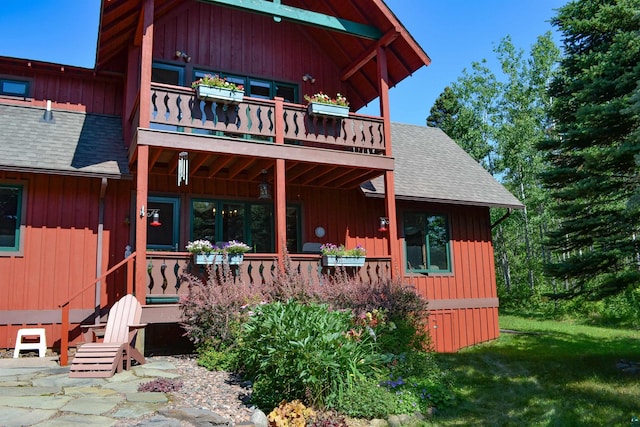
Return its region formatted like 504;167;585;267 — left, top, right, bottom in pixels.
69;294;147;378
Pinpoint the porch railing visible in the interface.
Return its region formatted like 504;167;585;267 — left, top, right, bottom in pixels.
149;83;386;154
144;252;392;303
58;252;136;366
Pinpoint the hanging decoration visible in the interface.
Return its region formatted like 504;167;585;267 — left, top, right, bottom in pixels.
258;169;271;199
178;151;189;186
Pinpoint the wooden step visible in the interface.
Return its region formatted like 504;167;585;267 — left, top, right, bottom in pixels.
69;344;124;378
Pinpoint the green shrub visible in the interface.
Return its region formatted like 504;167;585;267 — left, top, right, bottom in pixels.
325;378;396;418
237;300;383;409
381;352;455;411
196;341;239;372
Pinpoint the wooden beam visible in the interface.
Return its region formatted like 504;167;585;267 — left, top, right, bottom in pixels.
137;129;395;171
199;0;381;40
341;29;399;81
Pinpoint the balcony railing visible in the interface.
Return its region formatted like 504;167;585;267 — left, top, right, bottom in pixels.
144;252;392;305
149;83;386;154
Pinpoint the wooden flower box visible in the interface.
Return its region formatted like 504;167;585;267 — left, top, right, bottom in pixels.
195;253;244;265
195;85;244;103
321;255;365;267
307;102;349;118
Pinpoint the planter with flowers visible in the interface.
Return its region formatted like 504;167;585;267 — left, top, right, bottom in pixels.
304;92;349;118
192;74;244;103
186;239;251;265
320;243;366;267
217;240;252;265
186;239;220;265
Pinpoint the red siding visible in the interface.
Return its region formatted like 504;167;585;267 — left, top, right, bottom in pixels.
152;2;347;104
0;173;131;348
1;62;123;116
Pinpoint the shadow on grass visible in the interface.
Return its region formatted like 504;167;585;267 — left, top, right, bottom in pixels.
430;329;640;426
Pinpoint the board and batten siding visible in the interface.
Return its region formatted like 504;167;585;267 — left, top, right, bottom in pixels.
0;173;132;349
2;61;123;116
395;203;499;352
152;1;346;103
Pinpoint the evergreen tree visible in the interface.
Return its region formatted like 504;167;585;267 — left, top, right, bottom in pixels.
428;35;559;306
539;0;640;299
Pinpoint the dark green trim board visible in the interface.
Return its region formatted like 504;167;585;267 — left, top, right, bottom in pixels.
199;0;382;40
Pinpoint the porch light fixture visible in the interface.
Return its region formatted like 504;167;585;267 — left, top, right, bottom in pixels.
302;73;316;84
378;217;389;232
177;151;189;186
175;50;191;63
258;169;271;199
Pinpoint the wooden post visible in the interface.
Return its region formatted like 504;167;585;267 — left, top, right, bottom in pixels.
135;0;154;308
376;45;400;277
274;97;287;265
60;304;69;366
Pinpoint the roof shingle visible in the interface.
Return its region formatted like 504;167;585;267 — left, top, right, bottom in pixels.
363;123;524;209
0;104;129;179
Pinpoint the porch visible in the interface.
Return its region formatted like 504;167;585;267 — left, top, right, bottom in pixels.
141;252;392;323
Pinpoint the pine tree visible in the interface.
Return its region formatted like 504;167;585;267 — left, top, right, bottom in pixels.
539;0;640;298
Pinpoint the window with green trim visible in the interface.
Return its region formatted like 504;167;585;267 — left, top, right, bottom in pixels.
0;78;29;98
191;199;301;253
147;196;180;251
404;212;451;273
0;183;23;252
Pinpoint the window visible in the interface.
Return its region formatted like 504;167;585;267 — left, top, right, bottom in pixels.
152;63;184;86
404;212;451;273
0;78;29;98
0;183;23;252
191;199;301;253
147;197;180;251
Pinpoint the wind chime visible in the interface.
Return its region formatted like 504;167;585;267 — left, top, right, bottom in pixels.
177;151;189;186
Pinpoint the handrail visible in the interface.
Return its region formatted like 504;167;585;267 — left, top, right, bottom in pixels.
58;251;137;366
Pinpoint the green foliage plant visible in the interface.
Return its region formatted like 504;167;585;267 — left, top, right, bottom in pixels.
236;300;383;409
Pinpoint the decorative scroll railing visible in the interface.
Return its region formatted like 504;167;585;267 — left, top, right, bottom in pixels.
149;83;386;154
144;252;392;304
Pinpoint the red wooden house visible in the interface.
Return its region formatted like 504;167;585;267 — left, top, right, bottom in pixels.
0;0;522;356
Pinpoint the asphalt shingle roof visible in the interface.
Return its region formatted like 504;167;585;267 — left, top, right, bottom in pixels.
363;123;524;209
0;104;129;179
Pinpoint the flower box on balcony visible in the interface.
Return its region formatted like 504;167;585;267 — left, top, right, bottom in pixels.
194;253;245;265
195;253;220;265
195;85;244;103
322;255;365;267
307;102;349;118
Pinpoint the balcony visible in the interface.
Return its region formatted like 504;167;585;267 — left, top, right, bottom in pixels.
148;83;386;155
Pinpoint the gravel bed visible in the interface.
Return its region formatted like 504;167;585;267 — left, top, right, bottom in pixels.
160;354;255;423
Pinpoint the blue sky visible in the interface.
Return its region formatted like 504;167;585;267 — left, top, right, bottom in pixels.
0;0;566;126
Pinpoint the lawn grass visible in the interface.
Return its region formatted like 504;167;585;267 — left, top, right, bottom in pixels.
426;315;640;426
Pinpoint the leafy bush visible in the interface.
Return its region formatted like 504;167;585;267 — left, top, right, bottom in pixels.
237;300;383;409
381;352;455;410
196;341;239;371
313;273;431;353
325;377;396;418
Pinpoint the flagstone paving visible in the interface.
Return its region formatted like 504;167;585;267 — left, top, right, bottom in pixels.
0;356;251;427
